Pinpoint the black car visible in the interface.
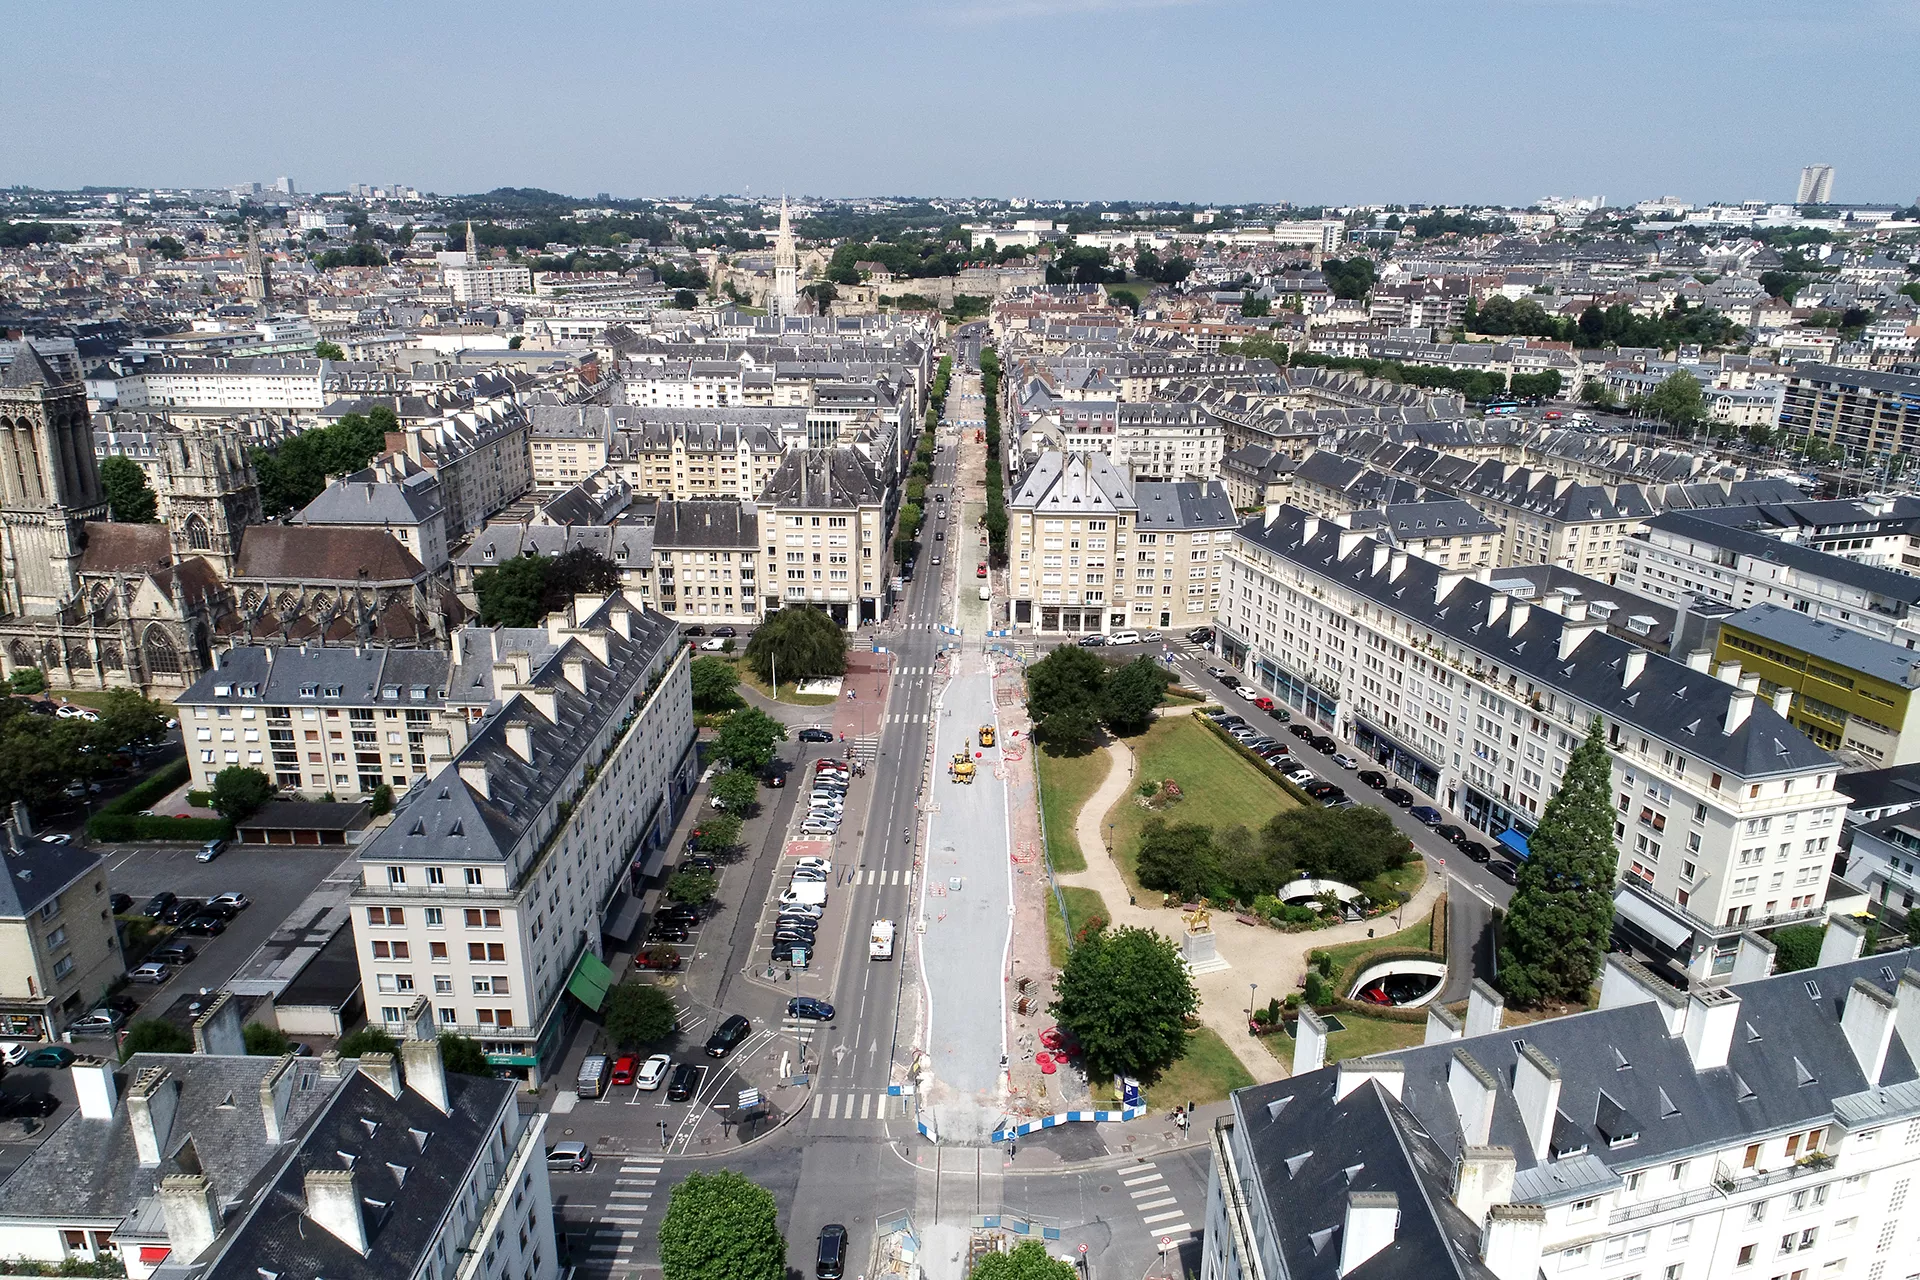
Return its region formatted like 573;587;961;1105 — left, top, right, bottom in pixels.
160;898;204;926
140;891;177;918
199;902;239;922
711;626;737;638
705;1014;751;1059
1077;634;1106;647
179;914;227;937
1287;723;1314;740
798;727;834;743
684;626;706;637
104;994;139;1018
682;854;717;874
1489;859;1520;884
109;893;133;914
1308;734;1336;753
771;932;818;951
649;922;690;943
0;1092;59;1119
667;1062;703;1102
1315;786;1349;806
150;940;197;965
1461;841;1493;864
1356;770;1388;790
817;1224;849;1280
1187;628;1214;645
1382;787;1415;808
1436;824;1468;847
1302;780;1339;798
656;905;701;927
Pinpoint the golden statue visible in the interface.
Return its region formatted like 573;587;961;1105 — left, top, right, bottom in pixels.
1183;906;1212;934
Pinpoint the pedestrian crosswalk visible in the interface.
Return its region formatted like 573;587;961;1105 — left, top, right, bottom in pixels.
895;664;941;676
850;734;880;762
571;1157;665;1270
846;867;910;886
809;1089;909;1122
886;712;931;724
1122;1162;1193;1237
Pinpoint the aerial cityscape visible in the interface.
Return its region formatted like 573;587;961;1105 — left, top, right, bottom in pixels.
4;6;1920;1280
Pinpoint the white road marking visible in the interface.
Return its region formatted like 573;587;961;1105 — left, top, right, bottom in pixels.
1141;1210;1187;1225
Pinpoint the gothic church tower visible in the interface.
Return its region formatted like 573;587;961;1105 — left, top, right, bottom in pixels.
771;197;799;319
0;345;107;615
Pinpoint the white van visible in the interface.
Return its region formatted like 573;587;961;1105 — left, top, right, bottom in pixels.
869;919;896;961
1109;629;1140;645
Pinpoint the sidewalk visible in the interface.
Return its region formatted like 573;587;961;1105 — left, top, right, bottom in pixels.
1055;735;1443;1087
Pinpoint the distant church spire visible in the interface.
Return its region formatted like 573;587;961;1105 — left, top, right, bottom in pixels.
466;220;480;262
244;225;272;305
771;196;799;319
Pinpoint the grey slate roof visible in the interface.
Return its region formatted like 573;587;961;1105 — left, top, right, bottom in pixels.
453;523;652;572
1009;452;1134;515
1640;511;1920;606
0;840;107;919
298;468;443;527
1724;601;1920;686
1346;499;1502;540
652;500;759;549
1132;480;1236;531
758;449;886;509
1238;507;1834;778
178;646;455;709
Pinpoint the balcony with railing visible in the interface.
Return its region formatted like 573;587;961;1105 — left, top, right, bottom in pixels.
1609;1155;1836;1225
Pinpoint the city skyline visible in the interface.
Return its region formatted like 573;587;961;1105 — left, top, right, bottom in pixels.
6;0;1917;206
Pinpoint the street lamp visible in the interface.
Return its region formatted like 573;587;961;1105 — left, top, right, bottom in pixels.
1248;982;1258;1028
1106;821;1114;853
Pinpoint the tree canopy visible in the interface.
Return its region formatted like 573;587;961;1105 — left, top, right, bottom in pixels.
99;455;158;524
1497;720;1617;1007
657;1171;786;1280
253;408;395;516
1050;923;1198;1084
1026;649;1171;751
971;1241;1078;1280
0;690;171;812
709;768;760;815
1135;804;1413;903
473;548;621;627
1645;370;1706;430
604;982;677;1049
209;766;275;821
744;607;846;684
437;1032;493;1076
712;706;788;772
1322;257;1377;300
689;656;743;712
121;1019;193;1060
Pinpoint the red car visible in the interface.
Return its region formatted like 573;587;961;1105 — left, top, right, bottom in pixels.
1253;696;1275;712
976;562;988;579
610;1055;637;1086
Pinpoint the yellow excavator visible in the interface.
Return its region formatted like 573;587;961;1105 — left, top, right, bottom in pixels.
949;751;976;784
978;725;995;748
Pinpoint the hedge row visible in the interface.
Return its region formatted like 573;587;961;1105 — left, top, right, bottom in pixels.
88;758;234;843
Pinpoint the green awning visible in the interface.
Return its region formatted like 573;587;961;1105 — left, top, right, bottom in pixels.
566;951;614;1012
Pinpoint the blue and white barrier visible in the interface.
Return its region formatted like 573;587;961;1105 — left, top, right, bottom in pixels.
989;1105;1148;1142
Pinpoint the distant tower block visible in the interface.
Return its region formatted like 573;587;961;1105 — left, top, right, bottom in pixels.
1796;164;1834;205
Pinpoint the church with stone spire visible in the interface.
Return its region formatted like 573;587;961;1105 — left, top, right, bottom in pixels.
770;197;800;319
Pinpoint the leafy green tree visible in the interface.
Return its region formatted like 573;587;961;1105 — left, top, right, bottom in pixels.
99;455;158;523
1646;370;1706;431
604;982;677;1049
690;657;744;712
252;411;394;515
1497;720;1617;1007
90;688;168;752
1099;657;1170;735
1260;803;1411;887
1769;924;1826;973
1578;379;1616;407
244;1023;292;1056
1050;923;1198;1084
713;707;788;771
337;1026;399;1057
1240;292;1271;317
668;870;718;906
800;281;838;314
744;607;846;685
1322;257;1376;300
438;1032;493;1076
1759;271;1807;303
1035;704;1099;754
147;235;187;261
7;668;43;695
314;341;346;360
121;1019;193;1060
210;765;275;820
475;555;551;627
971;1240;1077;1280
370;784;393;817
709;768;759;814
658;1170;786;1280
1025;645;1109;722
1136;820;1219;901
694;813;742;852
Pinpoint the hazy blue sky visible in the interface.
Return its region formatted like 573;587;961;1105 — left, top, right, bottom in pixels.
8;0;1916;207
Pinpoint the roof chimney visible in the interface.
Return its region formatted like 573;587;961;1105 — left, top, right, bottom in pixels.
1293;1008;1328;1077
160;1173;221;1263
1486;595;1508;628
1338;529;1370;561
458;758;490;798
1506;601;1531;636
260;1053;296;1144
1424;1004;1463;1045
1371;544;1391;576
1338;1192;1400;1277
73;1056;118;1119
1263;502;1282;528
1772;688;1794;717
1599;953;1689;1033
1842;979;1898;1084
191;992;245;1056
1716;659;1743;685
1465;979;1505;1039
1730;931;1778;983
1723;690;1754;735
503;720;534;763
1511;1043;1561;1162
1389;551;1408;581
304;1169;369;1255
128;1068;181;1166
1434;570;1469;603
1820;914;1868;967
1686;649;1712;672
1334;1059;1405;1103
1558;621;1601;660
1479;1204;1546;1280
1682;986;1740;1070
1449;1049;1498;1146
400;1033;450;1115
359;1051;403;1098
562;655;589;693
1452;1145;1516;1231
1622;649;1647;686
1300;516;1321;544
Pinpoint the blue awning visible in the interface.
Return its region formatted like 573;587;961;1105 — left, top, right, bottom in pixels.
1496;828;1531;860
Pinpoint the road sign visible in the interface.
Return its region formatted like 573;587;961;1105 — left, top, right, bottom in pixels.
1079;1244;1088;1255
1161;1237;1172;1249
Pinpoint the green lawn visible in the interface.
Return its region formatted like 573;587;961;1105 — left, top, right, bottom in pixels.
734;661;838;706
1034;743;1110;874
1310;912;1437;987
1262;1010;1428;1068
1045;886;1111;967
1143;1026;1257;1107
1110;716;1298;896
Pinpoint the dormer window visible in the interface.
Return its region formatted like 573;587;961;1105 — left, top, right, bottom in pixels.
300;684;319;698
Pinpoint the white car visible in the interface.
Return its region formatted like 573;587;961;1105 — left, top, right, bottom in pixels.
39;834;71;846
1284;767;1316;786
699;638;728;651
1108;630;1140;645
790;866;829;883
636;1053;671;1091
778;901;824;920
212;892;251;911
792;857;833;875
0;1043;27;1067
799;822;840;836
1234;685;1260;700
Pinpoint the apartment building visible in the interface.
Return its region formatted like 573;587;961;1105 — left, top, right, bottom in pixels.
1201;947;1920;1280
525;403;612;485
647;500;760;624
1780;364;1920;457
1217;506;1845;980
756;450;891;627
175;646;475;798
442;260;533;302
605;414;793;502
385;402;533;540
0;842;123;1041
350;594;693;1082
1619;512;1920;648
1346;499;1504;568
1007;451;1237;635
297;464;450;574
106;356;327;412
1713;602;1920;766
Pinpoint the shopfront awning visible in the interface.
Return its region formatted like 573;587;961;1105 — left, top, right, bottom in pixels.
565;951;614;1013
1496;828;1531;860
1612;888;1694;953
138;1247;172;1266
602;892;644;944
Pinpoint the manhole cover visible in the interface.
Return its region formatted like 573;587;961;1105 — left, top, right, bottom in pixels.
1099;1185;1112;1193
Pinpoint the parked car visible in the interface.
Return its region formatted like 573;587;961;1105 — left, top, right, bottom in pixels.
160;899;203;926
109;893;133;914
788;996;835;1021
793;856;833;875
195;839;225;863
546;1141;592;1172
1266;704;1292;722
150;940;197;965
1288;724;1314;740
667;1062;703;1101
129;962;172;984
798;727;834;743
1140;631;1163;643
1489;859;1520;884
610;1056;638;1087
1383;787;1415;808
711;626;737;638
1436;824;1468;847
0;1044;27;1068
1302;780;1339;799
22;1046;74;1069
681;854;717;874
1356;770;1388;790
140;891;177;918
1077;634;1106;647
649;922;689;943
1331;753;1358;770
636;1054;671;1091
1409;805;1444;826
179;914;227;937
1252;695;1275;712
1461;841;1493;864
1234;685;1260;700
656;904;701;927
1315;786;1350;807
778;902;824;920
68;1009;124;1037
705;1015;751;1059
1108;629;1140;645
1205;666;1234;681
40;833;71;845
1283;767;1317;787
1308;734;1336;753
1188;628;1215;645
